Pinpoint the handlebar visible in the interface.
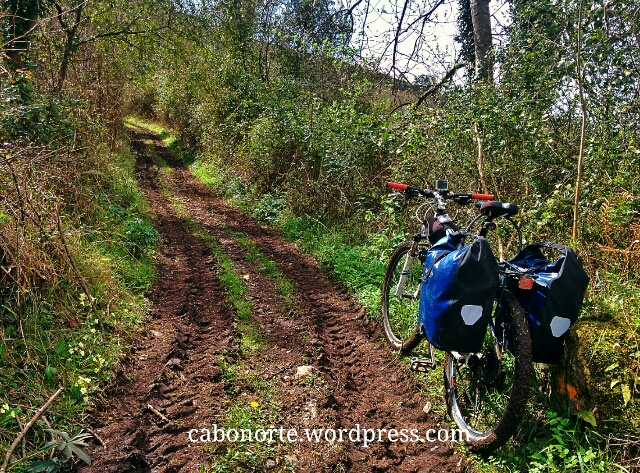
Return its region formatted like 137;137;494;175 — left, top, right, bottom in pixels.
386;181;409;191
385;181;495;202
470;193;495;200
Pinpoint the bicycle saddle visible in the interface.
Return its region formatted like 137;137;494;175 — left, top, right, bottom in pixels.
479;201;519;218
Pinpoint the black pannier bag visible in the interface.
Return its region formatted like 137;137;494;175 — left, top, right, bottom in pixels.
505;242;589;364
418;234;500;353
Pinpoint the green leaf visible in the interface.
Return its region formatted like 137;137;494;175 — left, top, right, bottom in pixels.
576;410;597;427
62;444;72;460
68;442;92;465
42;439;60;452
44;366;57;385
55;340;68;355
611;379;620;388
622;385;631;405
605;363;619;372
26;460;60;473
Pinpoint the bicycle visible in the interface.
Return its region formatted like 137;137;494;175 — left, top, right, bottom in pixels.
380;179;532;452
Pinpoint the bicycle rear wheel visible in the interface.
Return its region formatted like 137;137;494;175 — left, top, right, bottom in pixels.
444;288;532;452
380;241;424;352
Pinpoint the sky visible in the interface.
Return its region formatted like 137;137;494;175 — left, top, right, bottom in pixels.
347;0;512;82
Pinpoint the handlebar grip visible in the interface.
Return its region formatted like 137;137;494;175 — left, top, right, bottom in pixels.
386;181;408;191
471;193;495;200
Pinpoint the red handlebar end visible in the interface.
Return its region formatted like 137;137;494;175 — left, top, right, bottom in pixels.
386;181;408;191
471;193;495;200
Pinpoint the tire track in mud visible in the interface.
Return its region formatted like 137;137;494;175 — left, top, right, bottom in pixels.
158;136;470;472
81;133;239;472
83;127;470;472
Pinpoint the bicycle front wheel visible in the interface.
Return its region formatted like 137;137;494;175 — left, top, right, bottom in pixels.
444;288;532;452
380;241;424;352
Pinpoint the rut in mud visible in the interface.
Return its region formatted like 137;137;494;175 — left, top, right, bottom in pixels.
82;127;470;472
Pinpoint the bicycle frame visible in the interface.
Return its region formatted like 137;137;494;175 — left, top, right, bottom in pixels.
381;180;533;452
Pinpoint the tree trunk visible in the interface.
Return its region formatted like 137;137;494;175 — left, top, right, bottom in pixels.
470;0;493;81
52;1;85;92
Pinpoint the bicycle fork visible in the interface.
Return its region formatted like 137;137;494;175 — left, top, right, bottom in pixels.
394;241;421;300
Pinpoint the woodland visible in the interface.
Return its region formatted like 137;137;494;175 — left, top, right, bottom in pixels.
1;0;639;471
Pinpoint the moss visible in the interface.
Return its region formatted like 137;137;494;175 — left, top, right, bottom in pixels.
553;318;640;436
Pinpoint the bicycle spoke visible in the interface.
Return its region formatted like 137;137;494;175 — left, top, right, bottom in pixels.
381;242;423;352
444;289;532;451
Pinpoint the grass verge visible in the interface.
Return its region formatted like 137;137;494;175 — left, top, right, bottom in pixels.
0;143;158;472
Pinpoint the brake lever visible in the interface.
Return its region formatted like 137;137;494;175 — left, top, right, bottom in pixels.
405;188;420;199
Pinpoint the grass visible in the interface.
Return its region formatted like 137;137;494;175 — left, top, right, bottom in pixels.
224;226;299;316
205;347;293;473
124;117;193;166
0;144;158;472
278;214;392;316
474;410;629;473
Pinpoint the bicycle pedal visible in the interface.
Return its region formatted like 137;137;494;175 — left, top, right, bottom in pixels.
409;357;435;372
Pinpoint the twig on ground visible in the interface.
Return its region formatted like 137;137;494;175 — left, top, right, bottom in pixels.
13;416;25;459
146;404;170;423
0;387;65;473
86;428;107;449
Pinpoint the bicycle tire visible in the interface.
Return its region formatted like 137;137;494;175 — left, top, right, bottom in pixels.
444;288;532;452
380;241;424;352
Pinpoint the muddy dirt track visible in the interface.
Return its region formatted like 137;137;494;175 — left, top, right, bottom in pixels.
82;127;470;472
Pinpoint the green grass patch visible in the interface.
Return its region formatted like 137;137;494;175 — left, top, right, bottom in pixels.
203;368;291;473
474;410;628;473
278;214;392;316
224;226;299;316
125;117;194;166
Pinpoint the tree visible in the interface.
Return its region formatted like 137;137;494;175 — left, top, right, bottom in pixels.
470;0;492;81
34;0;177;91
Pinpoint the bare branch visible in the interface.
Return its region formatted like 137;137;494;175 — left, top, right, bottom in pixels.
387;62;468;116
0;388;65;473
401;0;445;35
392;0;411;77
414;61;467;107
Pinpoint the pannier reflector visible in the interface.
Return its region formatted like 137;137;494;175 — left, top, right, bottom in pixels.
461;305;483;325
550;316;571;337
518;277;534;290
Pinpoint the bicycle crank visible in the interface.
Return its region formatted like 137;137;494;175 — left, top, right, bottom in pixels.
409;357;436;372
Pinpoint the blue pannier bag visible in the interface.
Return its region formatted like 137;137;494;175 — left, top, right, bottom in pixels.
418;234;499;353
505;242;589;364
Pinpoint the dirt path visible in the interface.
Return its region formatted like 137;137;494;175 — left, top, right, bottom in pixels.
82;128;470;472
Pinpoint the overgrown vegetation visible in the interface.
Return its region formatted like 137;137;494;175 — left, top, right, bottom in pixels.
2;0;640;469
0;71;158;471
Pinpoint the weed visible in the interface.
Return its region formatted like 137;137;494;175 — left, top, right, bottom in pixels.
252;192;286;223
0;136;157;467
26;429;92;472
475;410;629;473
